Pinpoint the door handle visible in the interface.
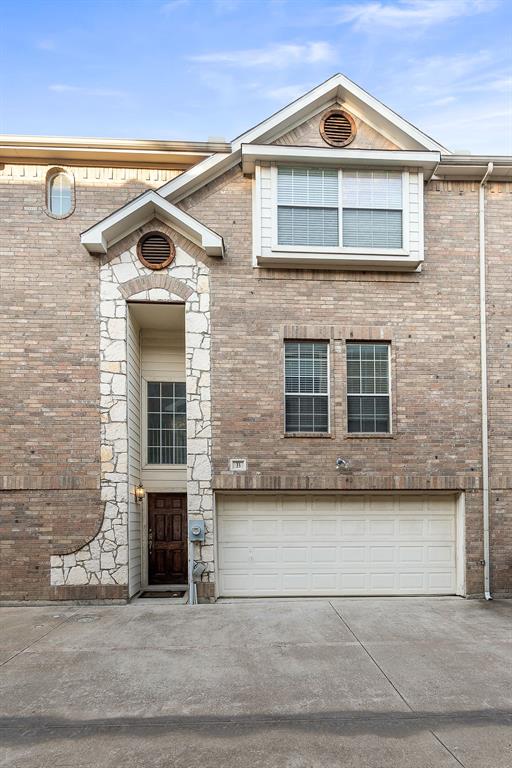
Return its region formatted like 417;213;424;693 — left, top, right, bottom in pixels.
148;528;153;554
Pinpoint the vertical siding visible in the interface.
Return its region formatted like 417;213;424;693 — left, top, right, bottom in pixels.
127;309;142;597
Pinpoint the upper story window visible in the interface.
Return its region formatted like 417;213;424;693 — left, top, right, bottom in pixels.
277;166;402;250
343;171;402;249
278;167;338;247
346;342;391;434
147;381;186;465
285;341;329;433
46;170;73;217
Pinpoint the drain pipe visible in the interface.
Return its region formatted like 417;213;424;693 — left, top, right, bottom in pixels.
479;161;493;600
188;539;197;605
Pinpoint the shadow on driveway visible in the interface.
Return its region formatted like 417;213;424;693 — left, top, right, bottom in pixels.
2;707;512;745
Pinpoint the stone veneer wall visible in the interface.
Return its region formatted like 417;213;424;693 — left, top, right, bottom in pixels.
50;224;213;590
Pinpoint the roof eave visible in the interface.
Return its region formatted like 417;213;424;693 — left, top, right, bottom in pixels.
81;190;224;257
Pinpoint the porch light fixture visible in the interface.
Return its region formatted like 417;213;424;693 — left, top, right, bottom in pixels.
134;483;145;503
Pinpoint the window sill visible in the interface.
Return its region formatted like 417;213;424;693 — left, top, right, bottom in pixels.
257;252;421;272
345;433;394;439
142;464;187;470
283;432;333;439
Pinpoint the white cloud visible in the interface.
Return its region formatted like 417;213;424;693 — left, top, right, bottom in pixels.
429;95;457;107
37;39;55;51
189;41;335;68
335;0;498;29
381;49;512;153
267;84;308;102
213;0;240;11
49;84;126;98
161;0;189;11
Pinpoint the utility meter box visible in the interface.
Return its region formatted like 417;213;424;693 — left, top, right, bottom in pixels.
188;519;205;542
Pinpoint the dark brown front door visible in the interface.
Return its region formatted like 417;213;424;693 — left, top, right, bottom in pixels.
148;493;187;584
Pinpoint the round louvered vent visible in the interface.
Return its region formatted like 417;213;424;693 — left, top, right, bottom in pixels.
137;232;175;270
320;109;356;147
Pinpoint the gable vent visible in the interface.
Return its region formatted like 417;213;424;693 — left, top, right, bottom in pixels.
137;232;175;270
320;109;356;147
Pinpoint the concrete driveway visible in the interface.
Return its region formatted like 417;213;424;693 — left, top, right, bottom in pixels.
0;598;511;768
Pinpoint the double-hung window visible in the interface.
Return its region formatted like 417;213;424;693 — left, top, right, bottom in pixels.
277;167;339;247
285;341;329;433
147;381;186;464
346;343;391;433
276;166;403;250
343;170;402;248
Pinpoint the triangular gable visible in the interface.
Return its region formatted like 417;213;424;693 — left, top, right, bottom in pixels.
81;190;224;256
158;73;448;204
82;74;447;252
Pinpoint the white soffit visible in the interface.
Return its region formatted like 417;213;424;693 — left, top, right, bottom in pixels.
80;190;224;256
242;145;441;177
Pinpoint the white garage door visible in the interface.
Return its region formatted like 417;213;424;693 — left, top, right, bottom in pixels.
217;494;458;596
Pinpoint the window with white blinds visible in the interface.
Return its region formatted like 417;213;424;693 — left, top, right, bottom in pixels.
342;170;402;248
276;167;403;250
277;167;338;247
285;341;329;433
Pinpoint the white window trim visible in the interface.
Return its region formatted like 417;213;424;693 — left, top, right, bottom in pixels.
283;341;331;434
346;342;392;435
141;378;187;470
271;164;409;256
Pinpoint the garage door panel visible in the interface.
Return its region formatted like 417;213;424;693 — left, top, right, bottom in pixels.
217;494;457;597
368;519;396;536
312;546;337;563
399;546;424;563
340;546;366;563
340;520;366;536
428;519;454;537
398;519;424;536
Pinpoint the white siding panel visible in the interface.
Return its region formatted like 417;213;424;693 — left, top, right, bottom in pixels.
141;327;187;491
127;309;142;597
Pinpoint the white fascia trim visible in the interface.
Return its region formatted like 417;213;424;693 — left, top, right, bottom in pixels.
158;152;235;203
81;190;224;256
242;145;441;177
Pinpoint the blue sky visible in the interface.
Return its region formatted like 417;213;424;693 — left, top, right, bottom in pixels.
1;0;511;153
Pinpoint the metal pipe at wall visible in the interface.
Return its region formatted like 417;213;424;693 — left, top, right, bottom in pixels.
479;161;493;601
188;539;197;605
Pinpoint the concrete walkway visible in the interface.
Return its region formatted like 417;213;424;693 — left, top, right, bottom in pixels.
1;597;511;767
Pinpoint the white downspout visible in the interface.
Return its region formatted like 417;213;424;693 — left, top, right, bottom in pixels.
479;161;493;600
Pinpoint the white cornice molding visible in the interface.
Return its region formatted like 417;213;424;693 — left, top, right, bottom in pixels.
0;135;229;169
241;145;441;178
80;190;224;256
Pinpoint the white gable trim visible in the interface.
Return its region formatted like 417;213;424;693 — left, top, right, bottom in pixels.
80;190;224;256
231;74;448;152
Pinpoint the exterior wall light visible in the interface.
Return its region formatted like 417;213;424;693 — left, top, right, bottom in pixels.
134;483;145;503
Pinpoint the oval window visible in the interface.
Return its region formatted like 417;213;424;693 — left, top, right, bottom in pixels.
47;171;73;216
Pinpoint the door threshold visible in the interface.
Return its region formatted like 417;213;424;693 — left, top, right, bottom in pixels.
144;584;188;591
133;588;188;604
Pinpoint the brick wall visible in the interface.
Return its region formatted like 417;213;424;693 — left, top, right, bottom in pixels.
0;163;180;600
1;158;511;600
182;171;511;597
